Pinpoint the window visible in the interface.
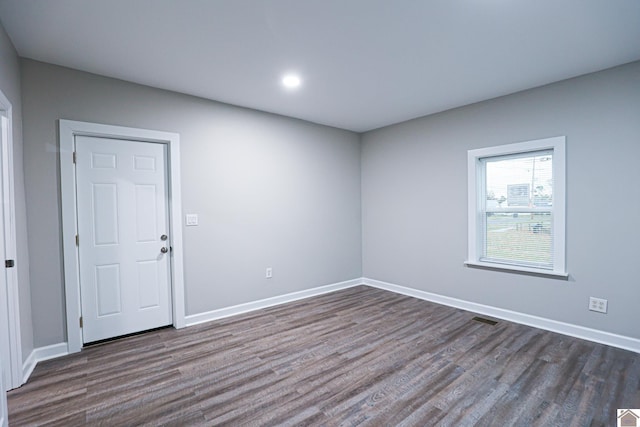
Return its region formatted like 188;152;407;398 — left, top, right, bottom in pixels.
466;136;566;277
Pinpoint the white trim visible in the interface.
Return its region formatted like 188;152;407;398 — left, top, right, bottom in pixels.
17;276;640;385
467;136;567;276
59;120;185;353
363;277;640;354
20;278;365;382
185;278;363;326
21;343;69;384
463;261;569;279
0;90;22;390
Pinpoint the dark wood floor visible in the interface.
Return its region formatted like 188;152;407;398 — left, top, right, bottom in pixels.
7;286;640;426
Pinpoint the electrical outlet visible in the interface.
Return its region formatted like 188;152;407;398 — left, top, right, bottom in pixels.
265;267;273;279
589;297;607;313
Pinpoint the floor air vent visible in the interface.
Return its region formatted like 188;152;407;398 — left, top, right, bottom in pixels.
472;316;498;326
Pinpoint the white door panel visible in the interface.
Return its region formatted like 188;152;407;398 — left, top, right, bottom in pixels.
0;112;8;427
0;112;19;396
76;136;172;343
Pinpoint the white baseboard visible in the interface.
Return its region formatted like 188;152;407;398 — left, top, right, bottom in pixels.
19;280;363;384
185;278;364;327
22;342;69;384
20;276;639;388
363;278;640;354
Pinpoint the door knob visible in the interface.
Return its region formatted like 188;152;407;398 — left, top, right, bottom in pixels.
160;247;168;254
160;234;168;241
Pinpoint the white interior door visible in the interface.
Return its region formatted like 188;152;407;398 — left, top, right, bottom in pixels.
0;113;10;427
76;136;172;343
0;109;20;393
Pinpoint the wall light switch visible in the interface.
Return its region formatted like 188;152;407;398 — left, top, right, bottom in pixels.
185;214;198;226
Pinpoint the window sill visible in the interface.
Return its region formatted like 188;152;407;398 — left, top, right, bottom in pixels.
464;261;569;280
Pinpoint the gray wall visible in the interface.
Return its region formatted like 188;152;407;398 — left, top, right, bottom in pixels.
19;54;640;347
21;59;362;346
362;60;640;339
0;23;33;360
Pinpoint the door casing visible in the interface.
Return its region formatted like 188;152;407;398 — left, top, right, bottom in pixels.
60;120;185;353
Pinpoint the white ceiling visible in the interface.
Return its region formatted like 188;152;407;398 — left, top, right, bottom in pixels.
1;1;639;132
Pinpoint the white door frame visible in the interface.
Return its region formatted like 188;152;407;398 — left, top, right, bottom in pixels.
0;356;6;426
0;89;22;390
60;120;185;354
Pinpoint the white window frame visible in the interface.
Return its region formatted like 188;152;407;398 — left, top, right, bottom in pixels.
466;136;567;278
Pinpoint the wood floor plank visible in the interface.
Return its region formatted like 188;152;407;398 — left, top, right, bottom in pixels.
7;285;639;426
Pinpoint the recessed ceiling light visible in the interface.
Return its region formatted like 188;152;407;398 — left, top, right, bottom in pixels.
282;74;301;89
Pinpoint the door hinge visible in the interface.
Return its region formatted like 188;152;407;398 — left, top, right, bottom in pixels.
73;151;77;164
5;259;15;268
79;316;83;328
76;234;79;246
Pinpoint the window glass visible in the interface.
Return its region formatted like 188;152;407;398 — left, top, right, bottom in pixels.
482;151;553;268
